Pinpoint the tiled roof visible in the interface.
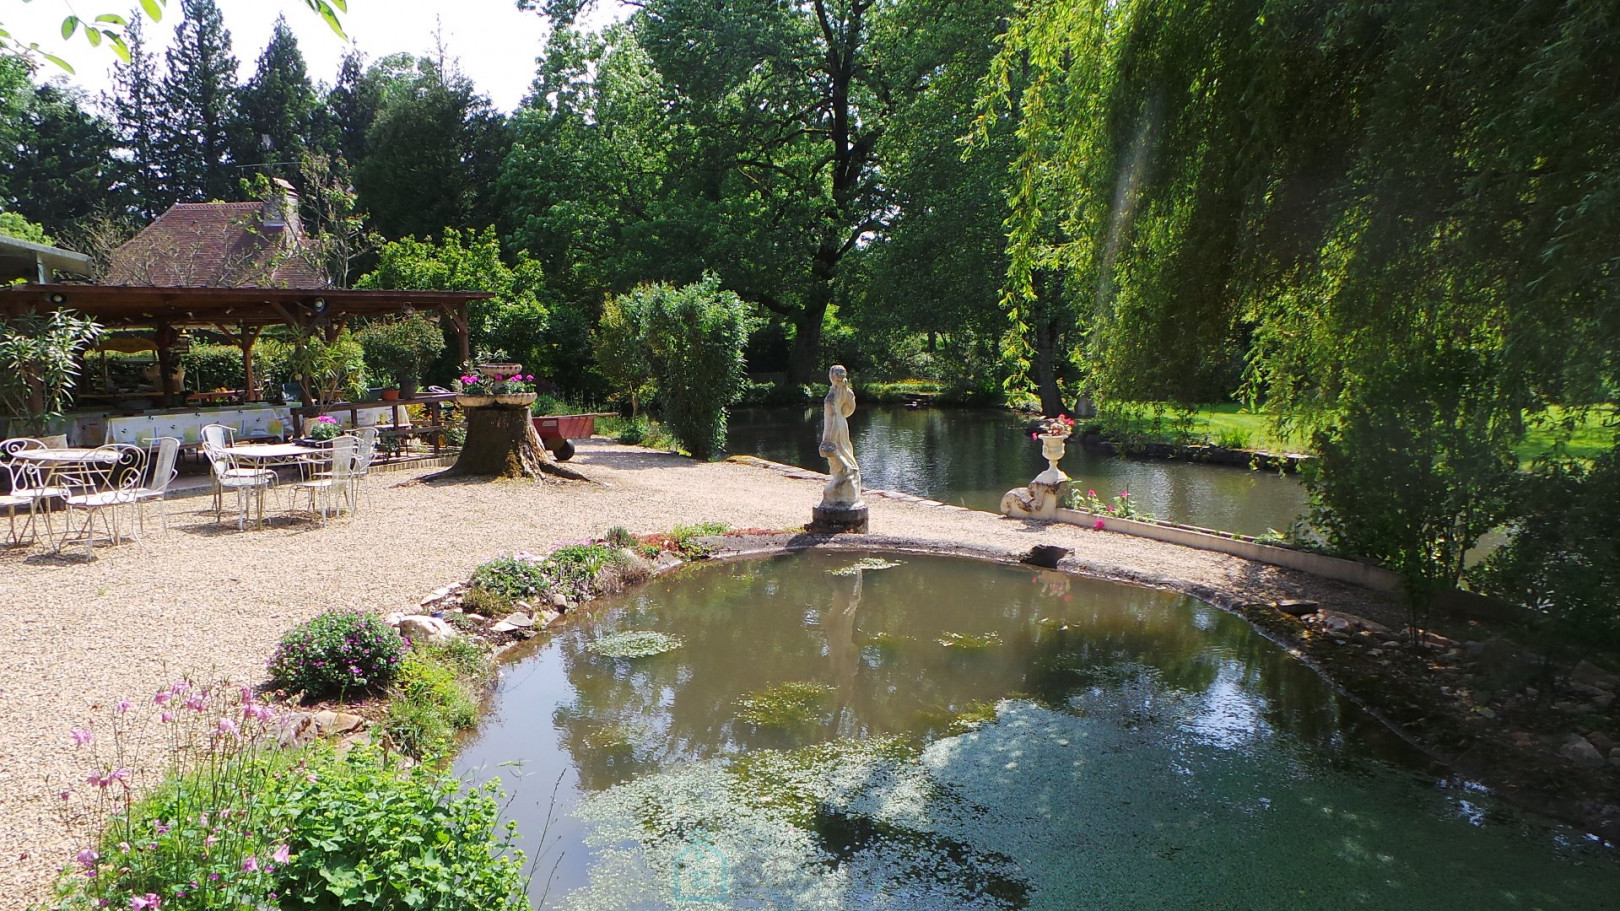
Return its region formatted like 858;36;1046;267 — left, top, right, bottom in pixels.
104;200;328;289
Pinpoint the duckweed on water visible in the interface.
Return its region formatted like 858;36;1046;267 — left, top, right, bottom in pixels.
938;631;1002;650
586;630;684;658
828;557;905;576
735;681;836;728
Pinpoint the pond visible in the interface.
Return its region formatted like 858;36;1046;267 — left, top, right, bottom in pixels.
455;552;1619;909
726;405;1308;536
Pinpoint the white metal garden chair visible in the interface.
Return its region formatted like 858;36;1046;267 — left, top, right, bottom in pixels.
59;444;145;556
205;441;277;531
295;434;357;525
1;456;34;545
2;437;62;543
132;436;181;533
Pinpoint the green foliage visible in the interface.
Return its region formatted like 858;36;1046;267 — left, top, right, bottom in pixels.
0;308;102;433
606;275;756;460
670;521;729;557
358;227;553;383
0;211;51;244
1472;444;1620;652
1307;355;1517;636
180;343;246;391
268;747;527;911
1093;401;1199;450
355;314;447;386
288;328;367;406
267;608;407;700
603;526;637;549
467;553;552;609
1065;487;1152;522
383;648;486;759
591;290;655;415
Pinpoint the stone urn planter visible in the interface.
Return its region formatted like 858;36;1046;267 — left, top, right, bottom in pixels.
1000;432;1072;519
456;393;498;408
476;362;523;379
494;393;538;407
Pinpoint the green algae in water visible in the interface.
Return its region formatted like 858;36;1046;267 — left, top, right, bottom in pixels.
736;681;835;728
828;557;904;576
586;630;683;658
939;631;1002;650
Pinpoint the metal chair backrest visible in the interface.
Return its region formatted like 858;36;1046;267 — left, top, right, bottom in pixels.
326;435;359;481
1;437;45;459
56;445;122;497
353;427;379;474
201;424;234;451
145;437;181;493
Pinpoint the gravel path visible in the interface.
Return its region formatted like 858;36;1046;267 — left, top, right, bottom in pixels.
0;440;1394;905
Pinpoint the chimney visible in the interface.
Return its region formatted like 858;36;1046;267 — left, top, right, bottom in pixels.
262;178;300;234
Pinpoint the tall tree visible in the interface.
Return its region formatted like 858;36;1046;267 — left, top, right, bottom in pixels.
353;54;507;240
3;81;122;235
325;49;383;164
105;15;170;219
233;15;319;181
160;0;242;202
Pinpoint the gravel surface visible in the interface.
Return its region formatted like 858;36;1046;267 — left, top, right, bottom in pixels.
0;439;1395;905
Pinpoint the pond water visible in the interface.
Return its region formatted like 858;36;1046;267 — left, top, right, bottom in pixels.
725;406;1308;536
455;552;1619;909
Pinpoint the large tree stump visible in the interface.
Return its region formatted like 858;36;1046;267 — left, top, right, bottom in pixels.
435;403;587;481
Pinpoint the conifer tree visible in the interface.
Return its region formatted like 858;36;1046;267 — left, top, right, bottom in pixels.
106;15;170;219
160;0;242;202
234;15;319;181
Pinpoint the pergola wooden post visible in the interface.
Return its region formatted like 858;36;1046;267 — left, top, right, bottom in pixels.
154;322;178;406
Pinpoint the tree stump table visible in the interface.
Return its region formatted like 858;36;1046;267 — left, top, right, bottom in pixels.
435;393;587;481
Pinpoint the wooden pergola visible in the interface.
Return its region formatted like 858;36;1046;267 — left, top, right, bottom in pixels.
0;284;492;406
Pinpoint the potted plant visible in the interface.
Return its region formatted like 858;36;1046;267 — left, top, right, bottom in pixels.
358;315;446;401
290;330;368;408
456;366;537;408
0;308;103;439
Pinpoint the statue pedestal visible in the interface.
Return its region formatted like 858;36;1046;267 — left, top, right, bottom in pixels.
811;503;869;534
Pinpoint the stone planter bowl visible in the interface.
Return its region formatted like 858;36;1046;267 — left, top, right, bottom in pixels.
456;393;498;408
494;393;538;406
476;362;523;379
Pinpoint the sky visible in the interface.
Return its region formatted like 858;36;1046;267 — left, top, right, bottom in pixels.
8;0;627;112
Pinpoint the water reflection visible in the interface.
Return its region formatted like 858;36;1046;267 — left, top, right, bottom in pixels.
457;553;1616;908
727;405;1309;535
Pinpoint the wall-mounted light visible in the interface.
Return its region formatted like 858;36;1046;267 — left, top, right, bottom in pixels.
313;297;328;314
47;292;67;305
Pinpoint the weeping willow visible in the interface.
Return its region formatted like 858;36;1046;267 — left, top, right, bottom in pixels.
986;0;1620;418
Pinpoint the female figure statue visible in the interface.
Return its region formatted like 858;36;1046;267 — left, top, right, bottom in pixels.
819;365;862;507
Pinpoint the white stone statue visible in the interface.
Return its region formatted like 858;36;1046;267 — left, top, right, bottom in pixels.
818;365;863;508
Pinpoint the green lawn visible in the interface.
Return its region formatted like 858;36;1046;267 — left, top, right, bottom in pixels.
1155;403;1615;464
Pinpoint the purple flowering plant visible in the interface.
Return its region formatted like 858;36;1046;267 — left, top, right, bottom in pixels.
55;677;296;910
266;608;406;701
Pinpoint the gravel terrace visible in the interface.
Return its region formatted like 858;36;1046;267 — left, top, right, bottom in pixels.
0;439;1392;906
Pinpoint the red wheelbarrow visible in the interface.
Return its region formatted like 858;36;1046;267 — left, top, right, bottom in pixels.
531;413;606;461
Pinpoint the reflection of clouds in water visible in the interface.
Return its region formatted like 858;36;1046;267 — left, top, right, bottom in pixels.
1181;663;1270;750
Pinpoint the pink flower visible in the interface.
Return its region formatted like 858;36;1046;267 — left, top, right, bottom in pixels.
160;711;174;724
1087;489;1096;498
115;700;131;715
184;694;206;712
71;728;92;746
525;374;534;381
1030;432;1038;441
130;893;161;910
272;844;291;864
242;855;259;873
1094;519;1105;530
108;768;130;785
153;691;171;705
217;718;240;738
76;849;98;869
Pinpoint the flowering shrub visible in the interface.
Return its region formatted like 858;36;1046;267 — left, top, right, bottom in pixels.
266;608;406;700
307;414;341;441
468;552;552;606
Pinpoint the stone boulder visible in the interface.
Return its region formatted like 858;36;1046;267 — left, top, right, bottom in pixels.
398;614;456;647
1560;734;1606;769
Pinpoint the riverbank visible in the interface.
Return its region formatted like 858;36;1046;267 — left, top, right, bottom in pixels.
1;438;1612;903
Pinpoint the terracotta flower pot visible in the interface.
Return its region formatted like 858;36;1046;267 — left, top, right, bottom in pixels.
380;388;401;401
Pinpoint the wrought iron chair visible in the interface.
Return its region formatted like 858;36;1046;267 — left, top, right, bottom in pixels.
295;434;357;525
59;444;145;555
206;441;277;531
2;437;62;543
132;437;181;533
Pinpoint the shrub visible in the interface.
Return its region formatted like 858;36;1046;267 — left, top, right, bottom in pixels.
671;521;730;556
603;275;756;459
267;609;407;700
543;543;616;600
468;553;552;608
604;526;636;548
356;314;446;387
615;415;649;444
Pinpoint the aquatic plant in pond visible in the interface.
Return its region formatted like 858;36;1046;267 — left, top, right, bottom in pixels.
828;557;904;576
586;630;684;659
735;681;836;729
938;631;1003;650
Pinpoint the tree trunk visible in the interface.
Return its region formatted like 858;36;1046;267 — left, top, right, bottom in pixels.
436;404;587;481
787;298;829;386
1033;314;1065;417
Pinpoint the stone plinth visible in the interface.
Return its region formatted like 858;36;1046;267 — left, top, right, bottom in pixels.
811;503;869;534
